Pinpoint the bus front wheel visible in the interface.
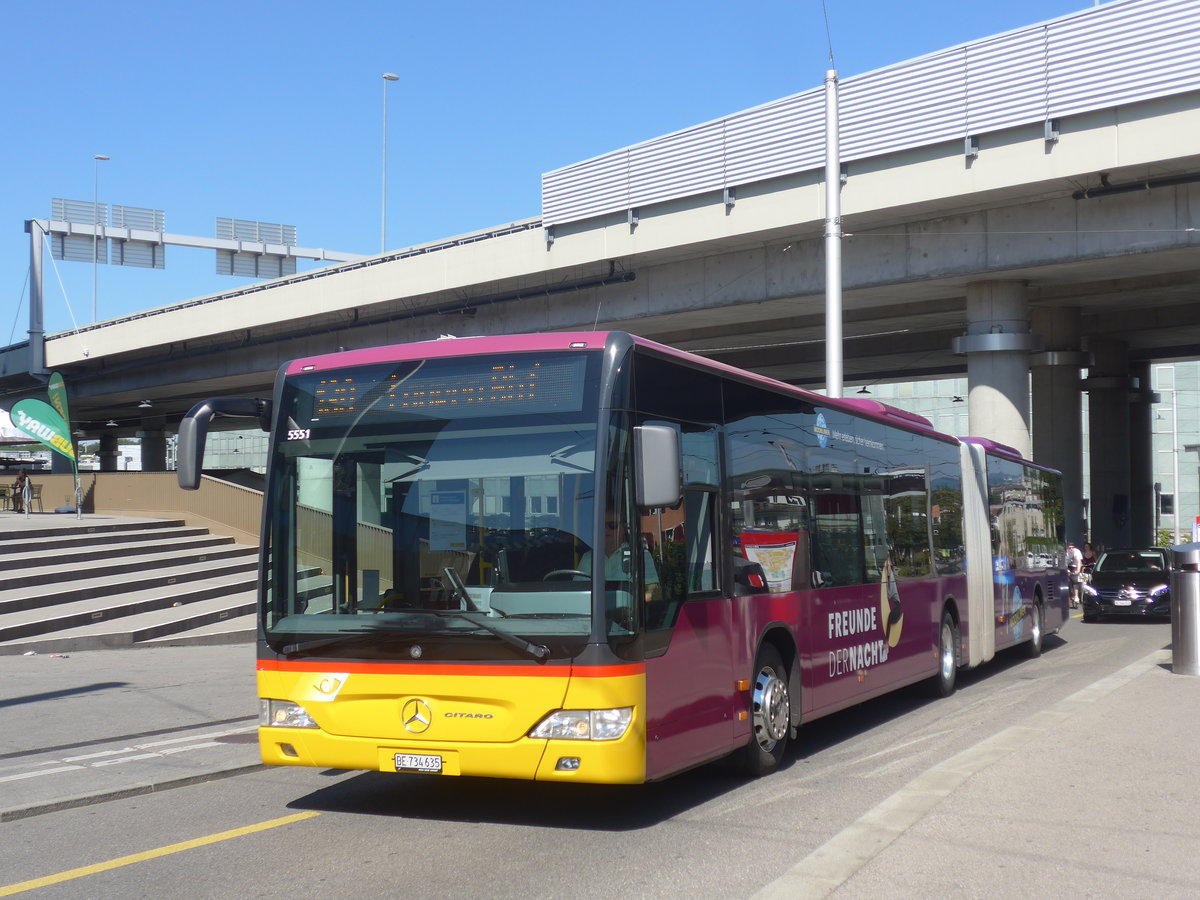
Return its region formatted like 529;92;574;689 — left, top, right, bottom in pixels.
930;610;959;698
741;644;790;777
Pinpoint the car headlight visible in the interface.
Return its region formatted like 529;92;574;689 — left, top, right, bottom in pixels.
1082;583;1098;596
529;708;633;741
260;699;319;729
1149;584;1169;598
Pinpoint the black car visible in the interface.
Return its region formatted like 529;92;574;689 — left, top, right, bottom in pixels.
1081;547;1171;622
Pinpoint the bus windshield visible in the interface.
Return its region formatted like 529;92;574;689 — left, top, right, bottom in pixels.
262;350;604;660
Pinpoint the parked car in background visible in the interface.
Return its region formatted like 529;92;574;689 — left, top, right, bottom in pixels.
1081;547;1171;622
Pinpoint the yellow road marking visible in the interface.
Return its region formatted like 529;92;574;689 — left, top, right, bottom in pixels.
0;811;320;896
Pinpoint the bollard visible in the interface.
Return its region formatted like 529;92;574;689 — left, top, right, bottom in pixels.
1170;543;1200;676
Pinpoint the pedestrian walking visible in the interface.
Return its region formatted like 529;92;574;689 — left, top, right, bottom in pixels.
1066;541;1083;608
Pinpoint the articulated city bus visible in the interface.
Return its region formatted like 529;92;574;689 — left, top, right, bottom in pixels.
177;332;1068;783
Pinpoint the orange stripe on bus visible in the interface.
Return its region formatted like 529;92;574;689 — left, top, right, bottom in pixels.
256;659;645;678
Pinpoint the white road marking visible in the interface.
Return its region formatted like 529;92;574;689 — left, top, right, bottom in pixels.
5;726;255;781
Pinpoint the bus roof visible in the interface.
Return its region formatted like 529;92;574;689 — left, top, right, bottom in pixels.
284;331;947;441
962;436;1059;473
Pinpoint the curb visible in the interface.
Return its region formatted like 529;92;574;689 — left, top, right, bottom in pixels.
0;763;266;823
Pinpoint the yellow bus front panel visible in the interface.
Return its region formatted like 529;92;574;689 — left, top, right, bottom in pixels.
257;660;647;784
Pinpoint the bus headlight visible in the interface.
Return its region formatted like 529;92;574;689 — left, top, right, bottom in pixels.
260;699;319;729
530;708;632;741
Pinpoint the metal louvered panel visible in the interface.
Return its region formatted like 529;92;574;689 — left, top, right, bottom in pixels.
839;50;967;160
1047;0;1200;118
541;0;1200;227
110;205;165;232
51;234;106;264
216;250;297;278
215;217;297;245
51;198;107;226
111;239;165;269
963;28;1050;135
724;91;825;187
627;122;725;208
541;150;631;225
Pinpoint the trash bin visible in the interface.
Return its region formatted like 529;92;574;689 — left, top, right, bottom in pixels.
1170;543;1200;677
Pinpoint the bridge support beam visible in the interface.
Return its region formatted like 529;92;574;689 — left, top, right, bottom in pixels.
1031;307;1088;543
952;281;1039;460
1083;339;1134;548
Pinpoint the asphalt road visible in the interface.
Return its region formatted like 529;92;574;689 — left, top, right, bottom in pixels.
2;615;1195;899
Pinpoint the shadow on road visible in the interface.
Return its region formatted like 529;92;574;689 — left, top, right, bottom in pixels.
289;761;751;831
287;636;1079;829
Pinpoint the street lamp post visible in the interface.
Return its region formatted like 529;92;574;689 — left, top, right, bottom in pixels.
92;154;110;323
381;73;399;254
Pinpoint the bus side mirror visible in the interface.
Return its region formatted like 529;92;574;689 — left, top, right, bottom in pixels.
177;397;272;490
634;424;681;509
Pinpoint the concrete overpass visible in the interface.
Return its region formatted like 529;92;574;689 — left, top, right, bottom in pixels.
2;0;1199;550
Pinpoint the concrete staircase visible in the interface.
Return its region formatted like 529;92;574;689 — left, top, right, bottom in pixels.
0;518;258;655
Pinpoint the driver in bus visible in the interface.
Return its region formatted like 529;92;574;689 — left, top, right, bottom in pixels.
580;513;662;604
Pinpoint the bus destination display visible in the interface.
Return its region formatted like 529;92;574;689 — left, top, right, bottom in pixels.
307;355;588;423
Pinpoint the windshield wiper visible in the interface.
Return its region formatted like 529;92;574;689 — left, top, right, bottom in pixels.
438;566;549;659
278;628;429;658
457;611;551;661
441;566;481;612
279;636;352;657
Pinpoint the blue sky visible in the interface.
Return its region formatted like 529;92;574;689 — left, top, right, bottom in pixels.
3;0;1096;339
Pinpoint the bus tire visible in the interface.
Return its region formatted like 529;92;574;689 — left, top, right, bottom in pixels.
930;610;958;698
741;644;790;777
1027;600;1044;658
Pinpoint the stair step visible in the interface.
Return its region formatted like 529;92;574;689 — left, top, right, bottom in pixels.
0;555;259;615
0;572;256;643
0;533;235;572
0;514;261;654
0;518;187;545
0;544;257;592
0;591;258;655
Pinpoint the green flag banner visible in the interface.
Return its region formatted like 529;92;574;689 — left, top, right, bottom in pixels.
10;398;76;464
48;372;70;425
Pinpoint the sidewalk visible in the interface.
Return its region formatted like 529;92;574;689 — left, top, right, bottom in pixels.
0;642;261;822
758;647;1200;898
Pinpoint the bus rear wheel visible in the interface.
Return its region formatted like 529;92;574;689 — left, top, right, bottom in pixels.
741;644;790;777
1027;600;1044;658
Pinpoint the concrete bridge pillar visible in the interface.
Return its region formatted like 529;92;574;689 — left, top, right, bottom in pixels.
50;451;75;475
1031;307;1088;543
952;281;1039;460
138;419;167;473
99;433;120;473
1083;339;1133;548
1129;361;1157;546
